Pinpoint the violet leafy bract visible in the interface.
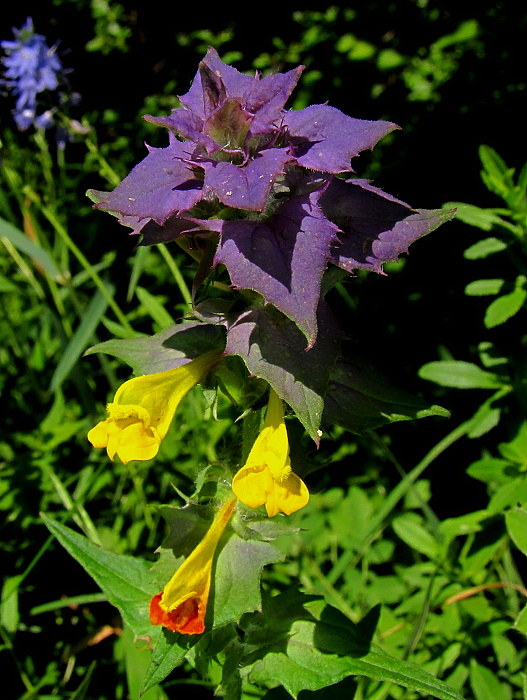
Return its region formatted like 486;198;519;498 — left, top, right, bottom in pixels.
225;303;342;443
210;187;341;344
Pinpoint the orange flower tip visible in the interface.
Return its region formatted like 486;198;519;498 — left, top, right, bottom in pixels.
149;592;206;635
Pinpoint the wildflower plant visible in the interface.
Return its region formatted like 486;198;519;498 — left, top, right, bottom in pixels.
1;17;82;142
44;48;462;699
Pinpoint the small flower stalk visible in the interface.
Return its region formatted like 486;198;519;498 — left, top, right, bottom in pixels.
149;495;237;635
87;351;222;464
233;389;309;517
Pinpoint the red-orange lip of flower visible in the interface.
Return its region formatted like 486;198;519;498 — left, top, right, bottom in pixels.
149;592;205;635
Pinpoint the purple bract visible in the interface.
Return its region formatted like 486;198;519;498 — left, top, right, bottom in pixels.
88;47;454;343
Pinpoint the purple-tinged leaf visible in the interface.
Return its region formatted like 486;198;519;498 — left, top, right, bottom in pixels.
320;178;456;273
89;135;203;224
145;109;218;154
84;321;226;375
323;350;450;434
213;190;340;343
179;48;254;118
244;67;304;138
138;214;212;246
167;48;302;149
283;104;398;173
203;148;292;211
179;48;301;125
225;304;342;442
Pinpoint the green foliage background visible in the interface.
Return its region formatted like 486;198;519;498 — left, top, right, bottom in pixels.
1;2;527;699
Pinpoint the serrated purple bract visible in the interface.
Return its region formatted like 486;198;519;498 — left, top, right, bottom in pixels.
320;178;455;273
283;104;398;173
203;148;292;211
213;189;340;343
91;136;203;224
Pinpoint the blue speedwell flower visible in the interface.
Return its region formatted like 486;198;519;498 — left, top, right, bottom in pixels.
1;17;66;131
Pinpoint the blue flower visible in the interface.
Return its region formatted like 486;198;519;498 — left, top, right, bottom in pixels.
1;17;66;131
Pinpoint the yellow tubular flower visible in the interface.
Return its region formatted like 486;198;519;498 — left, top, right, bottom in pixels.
149;495;237;635
87;351;222;464
232;389;309;518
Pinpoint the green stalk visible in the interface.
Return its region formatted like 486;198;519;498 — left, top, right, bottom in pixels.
157;243;193;306
24;189;135;334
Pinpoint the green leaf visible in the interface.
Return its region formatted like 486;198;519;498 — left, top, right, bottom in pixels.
418;361;503;389
479;145;509;178
505;507;527;556
465;279;504;296
213;534;284;628
391;513;438;559
464;237;507;259
498;422;527;468
376;48;406;71
323;353;449;434
135;285;176;328
444;202;504;232
478;340;509;368
85;321;226;374
513;604;527;637
517;161;527;198
466;458;516;485
0;215;66;282
241;592;463;700
466;403;501;438
226;305;341;442
484;286;527;328
117;626;167;700
1;575;23;633
50;285;111;392
469;658;510;700
438;510;491;549
41;514;157;639
141;632;193;693
143;623;239;695
432;18;479;49
489;478;527;514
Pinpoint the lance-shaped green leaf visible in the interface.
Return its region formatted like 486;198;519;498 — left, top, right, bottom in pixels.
505;506;527;556
418;361;505;389
41;514;159;640
225;304;342;443
323;352;449;434
85;321;226;375
239;591;463;700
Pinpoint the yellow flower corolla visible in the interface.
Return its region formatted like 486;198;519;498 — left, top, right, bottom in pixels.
149;495;237;635
232;389;309;517
87;351;222;464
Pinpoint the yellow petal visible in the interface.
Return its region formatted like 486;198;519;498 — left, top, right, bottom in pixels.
88;350;222;463
232;464;274;509
271;471;310;516
113;351;222;439
232;388;310;517
244;388;289;474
